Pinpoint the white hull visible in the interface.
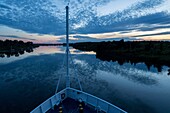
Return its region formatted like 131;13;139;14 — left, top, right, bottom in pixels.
30;88;127;113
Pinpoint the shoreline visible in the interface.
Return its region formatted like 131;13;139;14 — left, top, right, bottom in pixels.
71;40;170;75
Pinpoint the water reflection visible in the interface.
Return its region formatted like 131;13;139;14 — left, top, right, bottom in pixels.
0;46;170;113
0;46;65;64
0;47;34;58
0;46;96;65
96;51;170;75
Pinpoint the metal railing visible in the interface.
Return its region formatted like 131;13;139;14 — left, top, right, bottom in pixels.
30;89;67;113
67;88;127;113
30;88;127;113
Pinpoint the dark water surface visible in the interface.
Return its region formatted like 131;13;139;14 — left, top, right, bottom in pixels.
0;46;170;113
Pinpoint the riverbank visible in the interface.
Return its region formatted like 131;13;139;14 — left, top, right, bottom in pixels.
71;40;170;75
0;40;39;57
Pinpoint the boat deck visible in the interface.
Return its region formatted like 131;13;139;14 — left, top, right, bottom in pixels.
47;97;101;113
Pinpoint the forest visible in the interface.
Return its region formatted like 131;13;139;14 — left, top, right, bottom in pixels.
0;40;39;57
71;40;170;75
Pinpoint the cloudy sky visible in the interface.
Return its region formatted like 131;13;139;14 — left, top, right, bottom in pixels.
0;0;170;43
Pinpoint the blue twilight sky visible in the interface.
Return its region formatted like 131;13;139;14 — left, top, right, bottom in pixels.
0;0;170;43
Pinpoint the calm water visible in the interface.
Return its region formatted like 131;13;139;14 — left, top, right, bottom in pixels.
0;46;170;113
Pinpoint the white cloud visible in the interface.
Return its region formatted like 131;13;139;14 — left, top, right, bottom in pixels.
97;0;143;16
0;0;170;42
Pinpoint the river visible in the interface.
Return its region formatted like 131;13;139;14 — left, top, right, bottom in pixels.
0;46;170;113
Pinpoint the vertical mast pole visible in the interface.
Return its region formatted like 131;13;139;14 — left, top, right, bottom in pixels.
66;6;70;88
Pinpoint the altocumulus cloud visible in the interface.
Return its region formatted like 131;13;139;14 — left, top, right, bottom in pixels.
0;0;170;42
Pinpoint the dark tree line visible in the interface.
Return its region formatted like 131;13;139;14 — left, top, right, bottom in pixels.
0;40;34;50
71;40;170;75
0;39;38;58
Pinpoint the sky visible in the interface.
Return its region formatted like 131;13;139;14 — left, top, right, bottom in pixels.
0;0;170;43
